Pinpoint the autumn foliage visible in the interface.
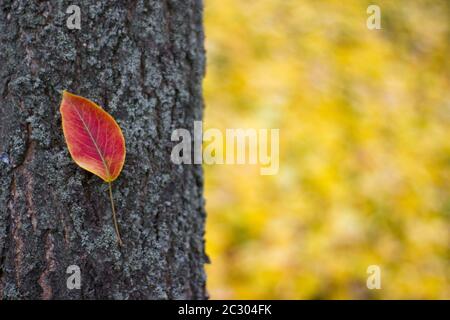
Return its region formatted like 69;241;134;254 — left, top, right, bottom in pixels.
60;91;126;245
60;91;125;182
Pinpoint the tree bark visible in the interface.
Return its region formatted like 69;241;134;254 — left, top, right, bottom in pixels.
0;0;207;299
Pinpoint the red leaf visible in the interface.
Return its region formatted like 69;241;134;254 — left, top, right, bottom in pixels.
60;91;126;182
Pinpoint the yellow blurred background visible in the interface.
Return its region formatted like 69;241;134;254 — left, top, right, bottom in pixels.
203;0;449;299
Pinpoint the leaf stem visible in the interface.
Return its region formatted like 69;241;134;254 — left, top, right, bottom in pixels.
108;182;123;246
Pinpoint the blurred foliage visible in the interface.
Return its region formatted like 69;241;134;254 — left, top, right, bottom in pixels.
203;0;449;299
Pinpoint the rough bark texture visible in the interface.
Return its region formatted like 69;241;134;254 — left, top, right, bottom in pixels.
0;0;207;299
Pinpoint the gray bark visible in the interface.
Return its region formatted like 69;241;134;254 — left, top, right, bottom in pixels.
0;0;207;299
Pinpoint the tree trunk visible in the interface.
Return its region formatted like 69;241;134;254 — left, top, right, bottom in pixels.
0;0;207;299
